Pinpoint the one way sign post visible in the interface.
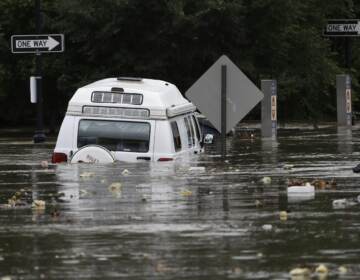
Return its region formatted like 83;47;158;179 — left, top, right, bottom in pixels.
11;34;64;53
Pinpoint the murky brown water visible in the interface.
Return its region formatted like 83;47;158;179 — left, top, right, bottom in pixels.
0;126;360;279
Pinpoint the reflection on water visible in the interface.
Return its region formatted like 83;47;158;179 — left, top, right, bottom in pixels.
337;126;353;155
0;128;360;279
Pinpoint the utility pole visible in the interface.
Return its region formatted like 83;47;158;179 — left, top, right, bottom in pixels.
33;0;46;143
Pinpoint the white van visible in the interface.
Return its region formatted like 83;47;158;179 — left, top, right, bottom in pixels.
51;77;203;163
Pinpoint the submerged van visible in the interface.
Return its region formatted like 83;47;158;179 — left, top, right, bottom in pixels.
52;77;203;163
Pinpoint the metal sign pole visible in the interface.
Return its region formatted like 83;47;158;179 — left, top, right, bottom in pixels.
221;65;227;157
345;37;352;69
33;0;46;143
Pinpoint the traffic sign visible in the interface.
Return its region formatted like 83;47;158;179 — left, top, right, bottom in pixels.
324;19;360;37
11;34;64;53
186;55;264;134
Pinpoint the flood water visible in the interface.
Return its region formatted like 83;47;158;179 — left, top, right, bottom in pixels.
0;126;360;279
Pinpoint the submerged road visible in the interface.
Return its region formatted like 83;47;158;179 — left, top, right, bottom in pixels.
0;126;360;279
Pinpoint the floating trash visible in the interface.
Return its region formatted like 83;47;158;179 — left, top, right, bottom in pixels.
155;261;172;273
262;224;272;231
108;183;122;197
353;163;360;173
283;164;294;170
180;189;192;197
32;200;46;209
230;267;242;276
108;182;122;190
287;183;315;195
79;189;89;198
255;200;263;207
51;209;60;218
312;178;336;190
287;178;304;187
128;215;143;221
289;267;310;278
80;172;95;178
338;265;347;275
261;176;272;185
121;169;131;176
287;183;315;203
40;160;49;168
332;197;358;209
189;166;206;172
279;211;288;221
315;264;328;275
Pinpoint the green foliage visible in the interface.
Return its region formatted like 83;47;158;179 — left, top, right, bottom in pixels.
0;0;358;125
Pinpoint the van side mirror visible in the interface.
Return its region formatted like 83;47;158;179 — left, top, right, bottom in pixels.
203;134;214;144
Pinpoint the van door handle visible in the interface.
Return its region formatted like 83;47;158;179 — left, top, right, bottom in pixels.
137;156;151;161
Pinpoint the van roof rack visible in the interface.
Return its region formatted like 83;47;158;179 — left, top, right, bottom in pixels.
117;77;143;82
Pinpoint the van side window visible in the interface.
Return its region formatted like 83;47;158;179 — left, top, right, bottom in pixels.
187;116;196;145
184;117;193;147
192;115;201;141
170;121;181;152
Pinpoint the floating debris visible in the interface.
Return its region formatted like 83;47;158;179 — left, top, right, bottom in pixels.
180;189;192;197
189;166;206;172
108;183;122;197
80;172;95;178
32;200;46;209
155;261;172;273
261;176;272;185
315;264;328;275
338;265;347;275
108;182;122;191
353;163;360;173
287;183;315;195
40;160;49;168
262;224;273;231
279;211;288;221
231;267;242;276
287;178;305;187
128;215;143;221
255;200;263;207
79;189;89;198
332;197;358;209
289;267;310;278
312;178;336;190
287;178;336;190
122;169;131;176
283;164;294;170
51;209;60;218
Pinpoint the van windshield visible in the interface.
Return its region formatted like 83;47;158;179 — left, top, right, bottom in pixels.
78;119;150;153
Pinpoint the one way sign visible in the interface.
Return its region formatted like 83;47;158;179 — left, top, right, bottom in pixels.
324;19;360;37
11;34;64;53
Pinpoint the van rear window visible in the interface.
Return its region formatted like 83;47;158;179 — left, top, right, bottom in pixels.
78;119;150;153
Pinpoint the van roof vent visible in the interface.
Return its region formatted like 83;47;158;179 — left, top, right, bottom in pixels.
111;87;124;92
117;77;143;82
